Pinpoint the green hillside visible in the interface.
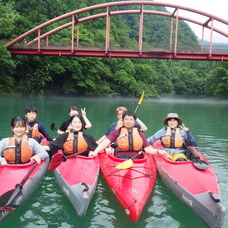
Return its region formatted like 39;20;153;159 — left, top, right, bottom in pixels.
0;0;227;97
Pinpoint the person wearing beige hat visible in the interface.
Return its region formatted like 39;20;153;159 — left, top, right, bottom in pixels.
147;113;197;161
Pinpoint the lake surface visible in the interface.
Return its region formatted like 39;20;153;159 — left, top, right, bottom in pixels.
0;96;227;228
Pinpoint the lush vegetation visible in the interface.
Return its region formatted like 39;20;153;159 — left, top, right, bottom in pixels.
0;0;227;97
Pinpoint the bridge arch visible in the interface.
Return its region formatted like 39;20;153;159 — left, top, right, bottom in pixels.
6;1;228;61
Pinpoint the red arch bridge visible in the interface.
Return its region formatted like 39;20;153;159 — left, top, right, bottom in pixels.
6;1;228;61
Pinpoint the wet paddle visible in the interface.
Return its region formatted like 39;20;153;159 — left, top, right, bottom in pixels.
115;151;143;169
134;91;144;113
0;162;38;210
48;151;86;171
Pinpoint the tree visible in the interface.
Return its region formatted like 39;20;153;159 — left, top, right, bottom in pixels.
1;0;226;98
0;1;19;95
206;65;228;97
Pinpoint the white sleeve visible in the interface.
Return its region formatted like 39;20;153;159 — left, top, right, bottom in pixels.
0;138;8;164
29;138;49;160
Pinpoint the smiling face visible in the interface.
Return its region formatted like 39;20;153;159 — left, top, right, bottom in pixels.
167;118;179;129
25;111;37;123
70;116;82;131
123;115;136;130
12;122;26;138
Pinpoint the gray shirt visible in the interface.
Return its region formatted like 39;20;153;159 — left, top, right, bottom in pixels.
147;127;197;154
0;137;49;164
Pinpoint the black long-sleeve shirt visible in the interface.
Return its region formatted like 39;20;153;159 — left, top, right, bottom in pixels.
48;131;97;155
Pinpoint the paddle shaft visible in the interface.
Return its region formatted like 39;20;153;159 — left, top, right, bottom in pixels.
134;105;140;113
64;150;87;159
48;150;87;171
130;152;143;160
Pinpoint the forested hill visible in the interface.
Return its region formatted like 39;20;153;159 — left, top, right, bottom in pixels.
0;0;227;98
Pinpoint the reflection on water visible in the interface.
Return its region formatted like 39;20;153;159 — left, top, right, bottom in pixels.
0;96;227;228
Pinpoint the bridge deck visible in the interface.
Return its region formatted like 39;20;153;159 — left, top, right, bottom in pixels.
8;46;228;61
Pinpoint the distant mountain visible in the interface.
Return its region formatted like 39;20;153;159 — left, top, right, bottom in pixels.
198;39;228;52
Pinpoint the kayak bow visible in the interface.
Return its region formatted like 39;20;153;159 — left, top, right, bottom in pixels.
99;152;156;223
53;152;99;216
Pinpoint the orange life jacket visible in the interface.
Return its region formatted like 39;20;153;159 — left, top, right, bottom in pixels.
161;127;184;148
63;132;88;154
115;127;143;152
3;135;33;164
26;123;43;139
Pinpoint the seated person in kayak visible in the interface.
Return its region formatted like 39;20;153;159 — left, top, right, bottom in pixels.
0;116;49;165
25;106;55;143
89;110;166;158
97;106;148;144
57;106;92;135
43;115;97;157
147;113;197;161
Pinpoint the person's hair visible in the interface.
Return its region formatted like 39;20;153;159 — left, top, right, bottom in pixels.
25;106;37;114
116;106;127;113
11;116;27;128
122;110;137;120
69;106;79;113
69;115;86;129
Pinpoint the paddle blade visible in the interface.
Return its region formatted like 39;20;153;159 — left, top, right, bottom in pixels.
0;189;15;207
48;153;65;171
116;159;133;169
192;157;209;170
50;123;56;131
135;91;145;113
138;91;145;105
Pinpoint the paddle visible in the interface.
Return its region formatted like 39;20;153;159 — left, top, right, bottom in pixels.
50;123;57;131
48;151;87;171
0;161;38;210
134;91;144;113
185;146;209;170
180;123;209;170
115;151;143;169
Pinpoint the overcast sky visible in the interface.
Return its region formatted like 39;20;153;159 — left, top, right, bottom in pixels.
155;0;228;43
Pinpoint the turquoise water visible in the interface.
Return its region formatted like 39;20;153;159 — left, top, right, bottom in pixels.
0;96;227;228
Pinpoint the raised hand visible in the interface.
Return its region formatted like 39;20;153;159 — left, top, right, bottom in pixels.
180;123;189;132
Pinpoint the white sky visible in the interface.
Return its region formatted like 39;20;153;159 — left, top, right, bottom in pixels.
155;0;228;43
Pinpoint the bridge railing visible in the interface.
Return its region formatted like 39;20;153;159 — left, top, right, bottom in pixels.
6;1;228;61
8;40;228;54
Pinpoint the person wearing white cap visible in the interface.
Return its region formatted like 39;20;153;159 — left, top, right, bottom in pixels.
147;113;197;161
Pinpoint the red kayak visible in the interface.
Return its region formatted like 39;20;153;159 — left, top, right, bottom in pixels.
153;140;226;228
0;158;49;223
53;153;100;216
99;152;157;223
